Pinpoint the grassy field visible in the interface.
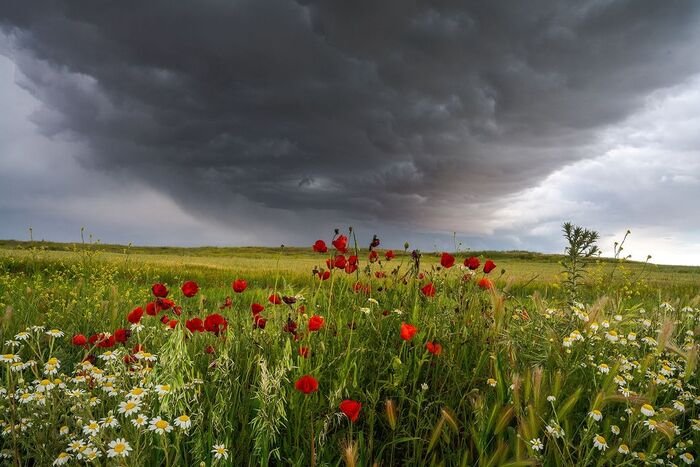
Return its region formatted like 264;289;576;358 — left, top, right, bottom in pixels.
0;238;699;465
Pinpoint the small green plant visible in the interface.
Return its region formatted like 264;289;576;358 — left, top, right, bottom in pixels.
561;222;599;299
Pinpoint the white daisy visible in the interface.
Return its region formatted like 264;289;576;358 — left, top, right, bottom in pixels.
680;452;694;465
52;452;71;465
530;438;543;452
174;415;192;430
640;404;655;417
592;434;608;451
118;399;141;416
618;444;630;455
46;329;64;338
589;410;602;421
107;438;132;458
83;420;100;436
212;444;229;460
131;415;148;428
149;417;173;435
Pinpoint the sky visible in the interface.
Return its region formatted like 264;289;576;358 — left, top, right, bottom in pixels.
1;1;699;265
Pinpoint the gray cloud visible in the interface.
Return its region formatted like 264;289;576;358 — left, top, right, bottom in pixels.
1;1;699;260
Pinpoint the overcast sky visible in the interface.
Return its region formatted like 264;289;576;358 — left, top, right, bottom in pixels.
1;1;699;264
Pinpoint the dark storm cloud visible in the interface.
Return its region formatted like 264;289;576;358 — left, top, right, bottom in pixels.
1;0;699;235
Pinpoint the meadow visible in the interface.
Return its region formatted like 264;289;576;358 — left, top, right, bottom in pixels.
0;233;699;466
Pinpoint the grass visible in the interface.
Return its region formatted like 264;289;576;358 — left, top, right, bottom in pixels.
0;238;699;466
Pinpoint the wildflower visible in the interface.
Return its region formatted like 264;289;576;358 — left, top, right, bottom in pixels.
627;332;637;341
618;444;630;455
1;354;20;363
149;417;173;435
204;313;228;335
128;387;148;398
174;415;192;430
477;278;493;290
339;400;362;422
605;331;619;342
425;341;442;356
643;419;658;431
46;329;64;338
127;306;144;324
72;334;87;346
360;307;370;314
152;283;168;297
673;400;686;412
598;363;610;374
186;318;205;333
547;395;556;402
308;315;324;331
641;404;655;417
295;375;318;394
131;415;148;428
15;332;30;341
155;384;171;396
212;444;229;460
232;279;247;293
36;378;55;392
487;378;497;387
483;259;496;273
421;283;436;297
312;240;328;253
83;420;100;436
611;425;620;435
562;337;573;348
593;435;608;451
680;452;694;465
385;250;395;260
589;409;603;421
53;452;71;465
421;383;429;391
101;415;119;428
107;438;132;458
465;256;480;270
400;323;418;341
181;280;199;297
530;438;543;451
59;426;69;436
440;252;455;268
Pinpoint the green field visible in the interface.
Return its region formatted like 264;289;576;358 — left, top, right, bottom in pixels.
1;240;699;465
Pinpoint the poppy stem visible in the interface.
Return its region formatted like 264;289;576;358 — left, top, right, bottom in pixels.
310;412;316;467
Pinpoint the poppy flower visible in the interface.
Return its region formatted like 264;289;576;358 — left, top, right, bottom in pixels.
219;296;233;309
464;256;480;270
332;235;348;253
318;270;331;280
156;298;174;311
232;279;247;293
440;252;455;268
269;294;282;305
205;345;216;354
344;264;357;274
294;375;318;394
400;322;418;341
283;317;298;334
298;347;310;358
146;302;157;316
186;318;205;333
312;240;328;253
308;315;324;331
426;341;442;356
421;283;436;297
160;314;170;324
253;315;267;329
353;282;364;293
483;260;496;274
132;344;144;354
152;283;168;298
251;303;265;315
368;250;379;263
334;255;347;269
204;313;228;335
127;306;144;324
348;255;358;266
168;319;178;329
478;278;493;290
72;334;87;346
375;271;386;278
283;295;297;305
385;250;395;260
114;328;130;343
98;335;115;348
339;400;362;422
181;281;199;298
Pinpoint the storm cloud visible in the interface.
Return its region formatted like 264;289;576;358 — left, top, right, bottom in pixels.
1;1;699;262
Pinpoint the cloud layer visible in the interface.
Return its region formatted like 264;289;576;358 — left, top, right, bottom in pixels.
1;1;699;263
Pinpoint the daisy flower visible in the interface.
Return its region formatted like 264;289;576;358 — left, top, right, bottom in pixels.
589;409;602;421
610;425;620;435
640;404;655;417
149;417;173;435
530;438;543;451
155;384;171;396
680;452;694;465
592;435;608;451
618;444;630;455
118;399;141;416
643;419;658;431
14;332;30;341
107;438;132;458
487;378;497;387
174;415;192;430
212;444;229;460
1;354;20;363
46;329;64;338
128;387;148;398
100;415;119;428
131;415;148;428
83;420;100;436
52;452;71;465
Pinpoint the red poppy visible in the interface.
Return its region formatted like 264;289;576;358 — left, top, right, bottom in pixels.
344;264;357;274
132;344;144;353
269;293;282;305
72;334;87;346
353;282;363;293
425;341;443;356
298;347;310;358
181;281;199;298
478;278;493;290
186;317;205;333
348;255;358;266
294;375;318;394
400;322;418;341
483;260;496;274
168;319;178;329
156;298;174;311
232;279;247;293
127;306;144;324
114;328;130;343
312;240;328;253
325;258;334;270
385;250;395;260
205;345;216;354
160;314;170;324
98;335;115;348
375;271;386;278
421;283;436;297
251;303;265;315
464;256;480;270
204;313;228;335
334;255;347;269
146;302;157;316
297;305;306;314
253;315;267;329
368;250;379;263
308;315;324;331
332;235;348;253
219;296;233;310
152;283;168;298
318;270;331;280
339;400;362;422
440;252;455;268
